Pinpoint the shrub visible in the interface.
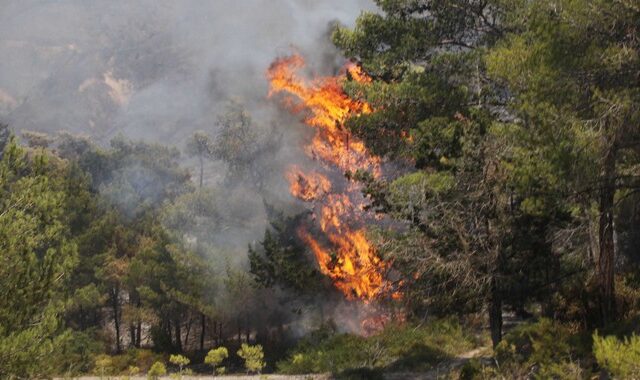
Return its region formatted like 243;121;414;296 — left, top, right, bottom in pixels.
459;358;482;380
277;319;476;375
205;346;229;376
169;354;190;378
133;349;164;372
54;329;104;376
147;361;166;380
493;319;585;378
593;332;640;378
237;343;266;374
123;365;140;380
94;349;163;375
94;354;113;378
128;365;140;375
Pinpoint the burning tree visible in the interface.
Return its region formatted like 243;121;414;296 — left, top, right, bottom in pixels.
266;55;399;308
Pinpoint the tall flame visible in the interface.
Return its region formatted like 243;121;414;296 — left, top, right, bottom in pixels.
267;54;391;302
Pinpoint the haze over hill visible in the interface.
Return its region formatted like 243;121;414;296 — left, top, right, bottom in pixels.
0;0;374;143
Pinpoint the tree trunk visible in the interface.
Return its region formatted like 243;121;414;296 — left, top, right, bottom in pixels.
184;318;193;350
175;319;183;352
598;145;617;325
136;321;142;347
200;313;206;351
129;324;136;348
489;279;502;348
111;287;122;353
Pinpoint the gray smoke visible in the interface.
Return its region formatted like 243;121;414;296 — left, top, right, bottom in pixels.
0;0;376;243
0;1;378;334
0;0;374;142
0;0;375;224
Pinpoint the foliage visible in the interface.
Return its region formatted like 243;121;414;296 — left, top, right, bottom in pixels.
212;100;280;187
458;358;483;380
237;343;266;374
89;349;165;376
487;0;640;325
169;354;190;376
55;329;104;375
249;209;322;295
147;361;166;380
128;365;140;375
94;354;114;377
185;130;214;188
169;354;190;367
493;319;586;379
205;346;228;374
0;137;79;378
278;319;477;375
593;332;640;378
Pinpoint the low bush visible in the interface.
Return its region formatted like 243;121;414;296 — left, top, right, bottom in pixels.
54;329;104;376
169;354;190;377
593;332;640;378
277;318;477;375
492;319;586;379
147;361;166;380
238;343;266;374
92;349;163;375
205;346;229;375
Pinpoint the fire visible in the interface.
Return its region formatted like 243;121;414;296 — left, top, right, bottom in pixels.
267;55;379;176
267;54;392;302
285;166;331;201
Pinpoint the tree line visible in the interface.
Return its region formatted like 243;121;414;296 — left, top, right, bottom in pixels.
328;0;640;347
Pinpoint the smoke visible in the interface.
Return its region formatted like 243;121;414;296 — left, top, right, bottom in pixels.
0;0;374;141
0;0;376;246
0;1;380;335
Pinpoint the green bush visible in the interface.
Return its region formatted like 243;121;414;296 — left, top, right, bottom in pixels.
92;349;163;375
237;343;266;374
278;318;477;375
94;354;114;378
459;358;482;380
205;346;229;375
147;361;166;380
169;354;190;377
122;365;140;380
493;319;585;379
132;349;164;372
593;332;640;378
536;360;584;379
54;329;104;376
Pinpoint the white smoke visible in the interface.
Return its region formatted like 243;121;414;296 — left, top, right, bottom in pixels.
0;0;374;142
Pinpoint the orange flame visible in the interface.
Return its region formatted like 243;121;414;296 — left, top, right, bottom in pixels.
268;54;392;302
285;166;331;201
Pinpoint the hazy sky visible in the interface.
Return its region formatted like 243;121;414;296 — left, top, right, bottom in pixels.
0;0;374;142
